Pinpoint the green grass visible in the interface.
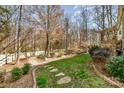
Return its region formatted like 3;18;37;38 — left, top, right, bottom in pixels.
36;54;113;88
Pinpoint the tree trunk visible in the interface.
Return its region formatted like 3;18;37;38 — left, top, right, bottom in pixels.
122;6;124;54
45;5;50;57
101;6;105;43
64;17;69;53
16;5;22;64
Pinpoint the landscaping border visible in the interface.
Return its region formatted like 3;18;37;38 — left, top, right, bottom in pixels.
92;63;124;88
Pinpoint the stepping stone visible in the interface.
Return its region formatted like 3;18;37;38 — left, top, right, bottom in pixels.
55;72;65;77
47;66;54;70
50;68;58;72
57;76;71;85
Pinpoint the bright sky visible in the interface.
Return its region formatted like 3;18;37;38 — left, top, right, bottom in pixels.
62;5;75;15
61;5;118;29
61;5;95;28
61;5;83;23
61;5;83;19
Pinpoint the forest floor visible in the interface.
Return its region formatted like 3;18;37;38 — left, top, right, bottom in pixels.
35;54;113;88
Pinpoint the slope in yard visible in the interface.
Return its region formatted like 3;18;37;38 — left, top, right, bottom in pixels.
35;54;113;88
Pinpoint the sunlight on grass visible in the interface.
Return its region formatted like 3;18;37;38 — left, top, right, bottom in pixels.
36;54;112;88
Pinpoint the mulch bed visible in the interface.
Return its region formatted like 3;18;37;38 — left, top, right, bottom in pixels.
91;58;124;87
92;59;109;76
4;71;33;88
0;58;34;88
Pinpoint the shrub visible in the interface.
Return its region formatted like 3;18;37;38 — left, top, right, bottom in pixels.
22;63;31;75
37;54;45;60
11;67;22;81
106;56;124;81
36;76;47;88
89;45;99;55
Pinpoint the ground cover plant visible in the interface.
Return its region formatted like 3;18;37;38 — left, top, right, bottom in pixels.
106;56;124;82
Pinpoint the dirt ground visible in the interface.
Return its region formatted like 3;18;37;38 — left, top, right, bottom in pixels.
0;58;34;88
92;59;109;76
5;71;33;88
2;58;28;72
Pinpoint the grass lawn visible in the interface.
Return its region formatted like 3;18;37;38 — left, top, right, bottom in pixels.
35;54;113;88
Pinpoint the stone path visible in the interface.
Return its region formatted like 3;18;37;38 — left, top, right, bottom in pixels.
45;64;72;85
50;68;58;72
55;72;65;77
32;54;75;88
47;66;55;70
57;76;71;85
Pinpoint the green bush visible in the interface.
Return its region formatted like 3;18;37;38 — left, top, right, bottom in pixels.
89;45;99;55
22;63;31;75
36;76;47;88
106;56;124;81
11;67;23;81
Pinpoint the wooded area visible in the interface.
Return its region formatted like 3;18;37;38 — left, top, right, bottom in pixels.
1;5;124;88
0;5;120;64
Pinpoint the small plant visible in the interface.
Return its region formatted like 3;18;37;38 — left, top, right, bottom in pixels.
36;76;47;88
22;63;31;75
89;45;99;55
72;69;86;79
37;54;45;60
11;67;22;81
106;56;124;82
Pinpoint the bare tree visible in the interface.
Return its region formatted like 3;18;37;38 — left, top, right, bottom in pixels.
16;5;22;64
64;17;69;53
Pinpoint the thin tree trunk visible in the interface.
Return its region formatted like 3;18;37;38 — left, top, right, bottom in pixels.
45;5;50;57
121;6;124;54
64;18;69;53
33;31;36;56
101;6;105;43
16;5;22;64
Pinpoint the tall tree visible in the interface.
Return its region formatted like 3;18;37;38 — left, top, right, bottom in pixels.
45;5;50;56
16;5;22;64
64;17;69;53
28;5;63;56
